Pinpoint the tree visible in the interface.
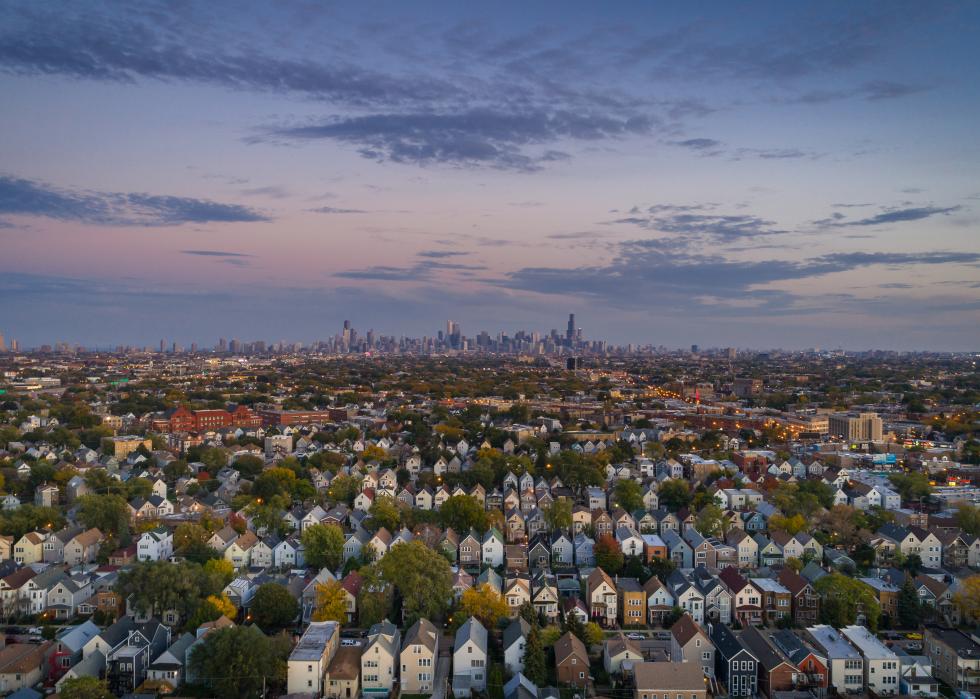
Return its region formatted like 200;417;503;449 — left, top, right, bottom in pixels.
888;472;931;505
662;606;685;629
543;498;572;531
613;479;643;512
523;625;547;685
768;513;808;535
59;677;113;699
356;564;393;627
204;559;235;589
117;560;219;620
377;541;453;624
77;493;131;542
312;580;348;623
440;495;489;533
584;621;604;645
206;594;237;619
594;534;625;574
897;576;923;629
954;503;980;536
368;496;402;533
815;573;881;631
657;479;691;510
695;503;727;537
301;523;345;572
460;583;509;629
952;575;980;623
231;454;264;479
251;583;299;629
903;553;923;577
188;625;289;699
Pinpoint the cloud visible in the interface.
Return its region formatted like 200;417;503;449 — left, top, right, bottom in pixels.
417;250;469;258
608;205;784;242
334;257;487;281
669;138;723;153
0;7;457;109
308;206;369;214
180;250;251;258
264;109;653;170
240;186;289;199
818;205;962;228
792;80;931;104
0;175;268;226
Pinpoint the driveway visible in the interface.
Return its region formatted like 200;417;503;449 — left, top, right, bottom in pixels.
430;652;450;699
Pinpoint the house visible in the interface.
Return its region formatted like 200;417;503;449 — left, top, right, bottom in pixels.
0;642;53;694
711;622;758;698
634;661;707;699
482;529;504;567
325;645;362;699
573;533;595;566
452;617;488;695
777;568;820;627
64;528;103;566
550;531;574;567
718;567;762;627
400;618;439;694
362;620;400;697
503;618;530;675
840;625;900;696
555;631;590;688
137;527;173;562
670;613;714;678
618;577;646;627
531;573;559;622
287;620;340;696
740;626;799;699
643;576;674;625
13;532;45;565
46;574;94;619
104;618;171;696
459;531;482;567
804;624;864;695
586;567;618;626
923;625;980;695
224;531;259;569
603;634;644;676
504;578;531;618
752;578;792;624
768;629;829;693
147;632;196;688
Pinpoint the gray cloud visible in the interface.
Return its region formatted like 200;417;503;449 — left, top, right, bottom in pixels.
266;110;653;171
793;80;931;105
417;250;469;258
180;250;251;258
0;175;268;225
309;206;370;214
817;205;963;228
335;257;488;281
609;205;784;242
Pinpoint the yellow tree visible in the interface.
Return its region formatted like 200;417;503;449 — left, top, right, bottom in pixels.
205;594;237;619
460;584;509;629
953;575;980;622
312;581;348;623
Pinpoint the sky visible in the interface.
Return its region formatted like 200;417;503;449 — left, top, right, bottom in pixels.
1;0;979;351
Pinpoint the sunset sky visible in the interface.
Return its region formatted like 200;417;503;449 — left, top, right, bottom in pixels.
1;1;979;350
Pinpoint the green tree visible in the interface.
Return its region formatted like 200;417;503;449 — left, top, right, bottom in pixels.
815;573;881;631
543;498;573;531
954;503;980;536
613;479;643;512
695;503;728;537
117;560;220;620
231;454;264;479
657;479;691;510
188;625;289;699
897;576;923;629
594;534;625;575
357;564;393;627
77;493;131;542
301;523;346;572
523;625;547;685
368;496;402;533
251;583;299;629
59;676;114;699
440;494;489;533
888;472;932;505
377;540;453;625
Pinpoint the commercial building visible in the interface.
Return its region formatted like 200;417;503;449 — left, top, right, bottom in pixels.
829;412;883;442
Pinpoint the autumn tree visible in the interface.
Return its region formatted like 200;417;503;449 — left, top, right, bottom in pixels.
953;575;980;623
59;677;113;699
594;534;625;574
460;583;509;629
695;503;728;537
543;498;572;531
312;580;348;623
368;496;402;533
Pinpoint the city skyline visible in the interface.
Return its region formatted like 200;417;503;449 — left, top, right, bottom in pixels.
1;2;980;350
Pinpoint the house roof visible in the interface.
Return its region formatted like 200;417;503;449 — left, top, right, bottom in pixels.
634;661;705;690
554;631;588;665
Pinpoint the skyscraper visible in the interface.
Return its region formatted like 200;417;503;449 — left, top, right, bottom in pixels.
566;313;575;344
0;332;5;352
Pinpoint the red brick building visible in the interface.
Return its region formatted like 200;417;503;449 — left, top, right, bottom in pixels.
153;405;261;433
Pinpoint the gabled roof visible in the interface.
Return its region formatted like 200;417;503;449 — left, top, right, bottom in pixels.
554;631;588;665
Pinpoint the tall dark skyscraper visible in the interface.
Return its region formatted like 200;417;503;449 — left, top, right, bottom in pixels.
566;313;575;344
